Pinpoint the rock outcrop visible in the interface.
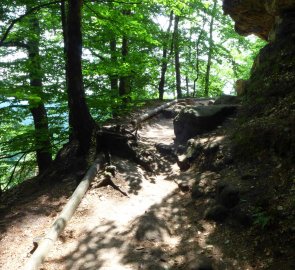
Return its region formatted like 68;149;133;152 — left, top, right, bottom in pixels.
223;1;295;159
223;0;295;98
223;0;295;40
174;105;237;144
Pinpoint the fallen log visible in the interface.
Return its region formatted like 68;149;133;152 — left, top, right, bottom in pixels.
131;99;178;126
23;157;102;270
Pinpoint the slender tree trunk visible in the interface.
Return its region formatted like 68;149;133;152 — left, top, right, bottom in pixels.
186;76;189;96
204;0;217;97
119;10;131;101
173;15;182;99
185;29;193;97
27;14;52;173
158;11;174;100
193;19;206;97
66;0;94;154
60;0;68;55
110;37;118;93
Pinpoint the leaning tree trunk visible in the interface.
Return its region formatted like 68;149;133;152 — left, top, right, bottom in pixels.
204;0;217;97
66;0;94;155
173;15;182;99
158;11;174;100
28;14;52;173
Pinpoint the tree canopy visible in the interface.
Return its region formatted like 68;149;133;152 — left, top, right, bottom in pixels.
0;0;265;191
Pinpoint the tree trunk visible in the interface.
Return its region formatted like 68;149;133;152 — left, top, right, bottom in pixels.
110;37;119;93
193;19;206;97
60;0;68;55
185;76;189;96
204;0;217;97
66;0;94;154
173;15;182;99
119;10;131;101
27;14;52;173
60;0;75;141
158;11;174;100
118;35;131;100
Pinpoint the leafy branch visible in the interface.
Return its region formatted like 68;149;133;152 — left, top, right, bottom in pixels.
0;0;62;46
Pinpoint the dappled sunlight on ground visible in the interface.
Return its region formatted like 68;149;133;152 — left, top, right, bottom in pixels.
0;105;262;270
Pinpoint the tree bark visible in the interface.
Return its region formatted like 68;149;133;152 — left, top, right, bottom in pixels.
110;37;119;93
204;0;217;97
60;0;75;141
66;0;94;154
60;0;68;56
173;15;182;99
118;36;130;98
119;10;131;101
193;19;206;97
27;14;52;173
185;76;189;96
158;11;174;100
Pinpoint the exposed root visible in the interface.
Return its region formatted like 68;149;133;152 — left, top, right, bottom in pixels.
98;126;153;172
94;173;129;197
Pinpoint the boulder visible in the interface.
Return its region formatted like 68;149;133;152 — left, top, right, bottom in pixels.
214;95;240;105
177;139;203;170
162;104;184;118
174;105;237;144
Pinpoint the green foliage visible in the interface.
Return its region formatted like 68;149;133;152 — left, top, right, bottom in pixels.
0;0;266;190
253;207;272;229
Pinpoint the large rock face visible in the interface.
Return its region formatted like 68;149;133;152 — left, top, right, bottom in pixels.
223;0;295;160
223;0;295;98
223;0;295;40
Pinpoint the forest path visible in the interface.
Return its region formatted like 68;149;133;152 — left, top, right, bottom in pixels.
41;116;186;270
0;110;193;270
0;99;258;270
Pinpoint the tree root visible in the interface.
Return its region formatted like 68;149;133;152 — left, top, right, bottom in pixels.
94;174;129;197
97;125;153;172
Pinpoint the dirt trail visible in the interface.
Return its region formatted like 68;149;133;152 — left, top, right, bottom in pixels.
0;115;184;270
41;117;180;270
1;101;268;270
